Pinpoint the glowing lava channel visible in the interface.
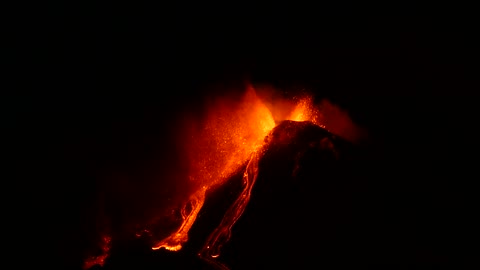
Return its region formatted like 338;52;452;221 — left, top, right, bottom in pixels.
152;188;206;251
198;150;261;269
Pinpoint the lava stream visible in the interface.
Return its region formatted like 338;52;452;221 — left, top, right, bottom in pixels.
151;188;206;251
199;150;261;269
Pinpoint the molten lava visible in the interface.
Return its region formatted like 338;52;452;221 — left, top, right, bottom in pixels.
199;150;262;269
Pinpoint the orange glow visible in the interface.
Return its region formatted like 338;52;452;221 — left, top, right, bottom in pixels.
287;95;325;128
188;85;276;189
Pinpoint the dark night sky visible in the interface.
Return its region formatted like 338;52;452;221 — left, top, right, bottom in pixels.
12;4;479;269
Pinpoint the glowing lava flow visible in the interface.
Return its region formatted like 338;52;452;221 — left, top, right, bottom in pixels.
151;84;324;265
199;150;262;270
152;188;206;251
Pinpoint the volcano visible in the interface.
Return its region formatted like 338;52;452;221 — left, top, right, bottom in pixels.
19;10;475;268
84;119;376;270
75;78;467;269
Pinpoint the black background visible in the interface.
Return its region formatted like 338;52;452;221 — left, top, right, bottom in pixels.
13;4;479;269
